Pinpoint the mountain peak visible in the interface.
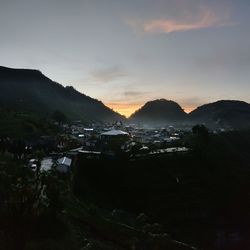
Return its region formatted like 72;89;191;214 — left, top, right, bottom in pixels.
130;99;187;125
190;100;250;128
0;66;124;122
0;65;42;75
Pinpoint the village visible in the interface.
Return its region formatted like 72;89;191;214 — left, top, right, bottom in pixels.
0;121;193;174
55;121;193;172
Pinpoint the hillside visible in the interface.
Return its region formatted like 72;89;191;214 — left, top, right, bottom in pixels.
129;99;187;125
1;66;250;129
189;100;250;128
130;99;250;128
0;66;124;123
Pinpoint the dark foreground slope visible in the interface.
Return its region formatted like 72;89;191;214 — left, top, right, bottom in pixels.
0;66;124;123
74;130;250;250
0;153;197;250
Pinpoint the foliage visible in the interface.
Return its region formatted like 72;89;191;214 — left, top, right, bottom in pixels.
130;99;187;124
73;129;250;249
0;66;124;122
0;155;68;249
52;110;67;123
0;110;59;139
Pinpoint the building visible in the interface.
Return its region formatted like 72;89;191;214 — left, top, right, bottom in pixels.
56;157;72;173
100;129;130;152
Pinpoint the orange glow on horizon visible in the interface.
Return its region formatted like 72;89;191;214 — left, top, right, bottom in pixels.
105;102;143;118
183;106;196;114
106;102;197;117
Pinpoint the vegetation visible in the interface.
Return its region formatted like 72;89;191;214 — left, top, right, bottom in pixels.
0;154;69;250
0;109;58;139
1;102;250;249
189;100;250;129
0;153;197;250
0;66;125;123
73;129;250;249
130;99;187;125
52;110;68;124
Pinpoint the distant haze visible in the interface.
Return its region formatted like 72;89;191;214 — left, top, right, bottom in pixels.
1;0;250;117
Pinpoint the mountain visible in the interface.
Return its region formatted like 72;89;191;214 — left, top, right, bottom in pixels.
0;66;124;123
130;99;250;128
1;66;250;128
189;100;250;128
129;99;187;125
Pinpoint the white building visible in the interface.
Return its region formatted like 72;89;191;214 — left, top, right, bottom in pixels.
57;157;72;173
101;129;129;137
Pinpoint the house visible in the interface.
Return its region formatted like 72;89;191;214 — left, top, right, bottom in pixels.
101;129;129;144
40;157;54;171
100;129;130;152
56;157;72;173
101;129;129;137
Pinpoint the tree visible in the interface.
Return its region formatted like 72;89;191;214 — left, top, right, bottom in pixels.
192;124;209;143
52;110;67;124
0;157;68;249
189;124;210;156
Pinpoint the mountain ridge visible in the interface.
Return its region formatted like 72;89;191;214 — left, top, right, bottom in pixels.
0;66;125;123
129;98;250;128
1;66;250;128
130;99;187;125
189;99;250;128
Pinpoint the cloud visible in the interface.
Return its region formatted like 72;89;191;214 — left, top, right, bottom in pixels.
124;91;143;96
104;90;154;103
91;66;128;83
124;91;151;98
127;6;233;35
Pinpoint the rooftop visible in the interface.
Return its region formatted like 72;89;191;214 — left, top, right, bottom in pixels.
101;129;129;136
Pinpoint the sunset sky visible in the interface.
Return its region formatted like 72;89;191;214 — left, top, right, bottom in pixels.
1;0;250;117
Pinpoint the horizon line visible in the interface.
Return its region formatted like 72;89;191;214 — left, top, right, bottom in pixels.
1;65;249;118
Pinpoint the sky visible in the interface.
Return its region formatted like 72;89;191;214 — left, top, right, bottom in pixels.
1;0;250;117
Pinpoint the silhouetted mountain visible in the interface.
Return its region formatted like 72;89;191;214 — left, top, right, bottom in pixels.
0;66;124;122
189;100;250;128
1;66;250;129
130;99;187;125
